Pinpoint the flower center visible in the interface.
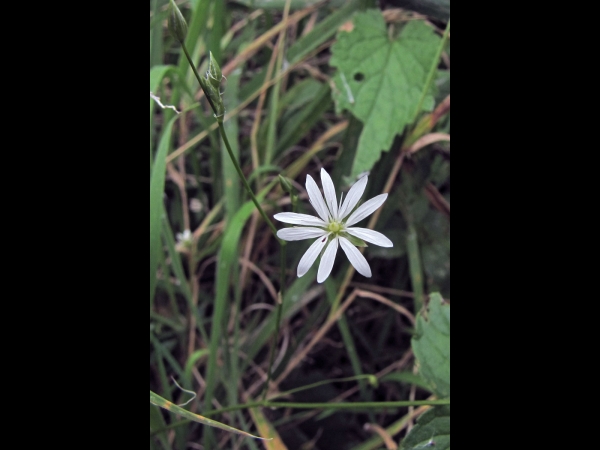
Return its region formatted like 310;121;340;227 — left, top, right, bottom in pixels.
328;221;343;234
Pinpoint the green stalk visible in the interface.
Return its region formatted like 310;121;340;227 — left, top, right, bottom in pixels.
151;397;450;435
179;41;280;241
412;19;451;125
406;223;425;313
262;186;297;400
170;0;291;412
218;121;280;239
270;375;377;400
262;241;286;401
206;399;450;417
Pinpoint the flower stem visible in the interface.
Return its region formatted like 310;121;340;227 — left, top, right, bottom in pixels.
218;121;280;240
205;399;450;417
262;241;286;401
262;278;284;401
180;43;281;242
261;189;297;399
178;42;289;399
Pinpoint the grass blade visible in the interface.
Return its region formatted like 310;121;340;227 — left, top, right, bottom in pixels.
150;390;270;441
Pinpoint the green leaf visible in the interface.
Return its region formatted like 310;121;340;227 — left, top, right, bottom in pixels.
275;82;332;160
400;405;450;450
150;65;176;95
343;233;367;248
330;10;441;178
232;0;321;10
380;371;432;393
412;293;450;398
150;390;269;441
150;65;177;167
287;0;362;65
203;179;277;413
150;117;177;308
393;0;450;21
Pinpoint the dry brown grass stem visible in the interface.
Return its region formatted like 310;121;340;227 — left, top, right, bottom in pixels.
356;290;416;326
238;257;279;304
285;121;349;180
220;3;322;79
425;183;450;219
239;212;258;289
364;423;398;449
250;41;279;172
274;289;361;387
227;9;264;38
349;283;415;299
167;35;336;164
407;133;450;155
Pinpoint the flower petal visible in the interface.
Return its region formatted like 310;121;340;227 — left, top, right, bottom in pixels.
320;168;339;220
338;175;368;220
278;227;327;242
317;236;339;283
344;194;388;227
346;228;393;248
274;213;327;227
339;237;372;278
306;175;330;222
297;234;330;277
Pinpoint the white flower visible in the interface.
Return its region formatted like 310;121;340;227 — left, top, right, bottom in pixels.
176;229;193;244
274;168;393;283
176;230;193;253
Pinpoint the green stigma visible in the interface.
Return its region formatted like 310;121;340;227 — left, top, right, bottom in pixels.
328;222;342;234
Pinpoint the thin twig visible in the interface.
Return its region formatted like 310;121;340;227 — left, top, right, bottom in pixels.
150;91;180;114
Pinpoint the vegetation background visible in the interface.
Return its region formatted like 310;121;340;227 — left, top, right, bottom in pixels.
150;0;450;448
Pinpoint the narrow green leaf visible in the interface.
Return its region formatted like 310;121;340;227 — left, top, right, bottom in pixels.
204;191;272;412
232;0;320;10
380;372;433;393
221;68;242;215
275;82;332;158
150;390;270;440
287;0;362;65
150;65;177;167
150;117;177;308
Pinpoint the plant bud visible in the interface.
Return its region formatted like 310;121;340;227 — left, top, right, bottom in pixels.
207;52;223;90
367;375;379;388
168;0;188;43
204;83;225;121
279;175;295;195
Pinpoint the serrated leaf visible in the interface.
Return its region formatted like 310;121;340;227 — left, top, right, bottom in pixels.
400;405;450;450
412;293;450;398
330;10;441;178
